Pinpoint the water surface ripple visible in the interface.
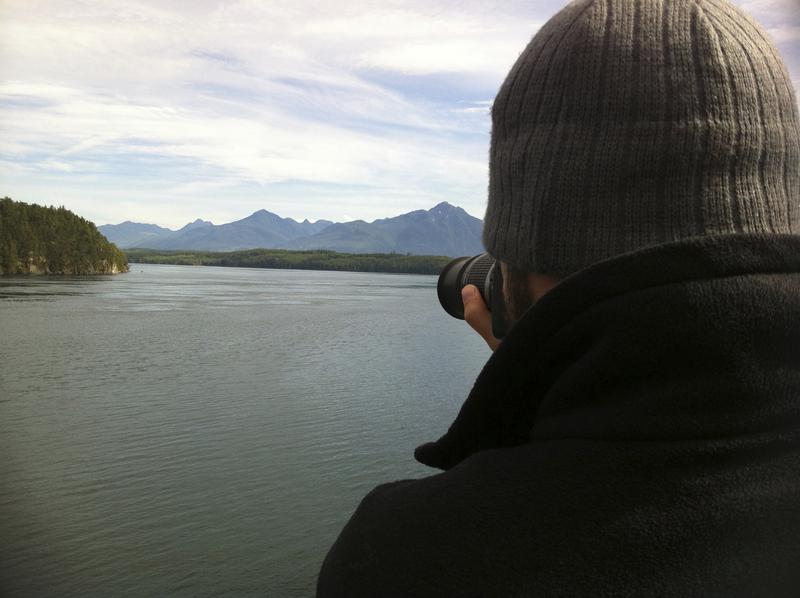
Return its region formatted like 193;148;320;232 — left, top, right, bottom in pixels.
0;264;487;597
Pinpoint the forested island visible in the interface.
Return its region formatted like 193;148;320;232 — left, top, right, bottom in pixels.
0;197;129;275
126;248;452;275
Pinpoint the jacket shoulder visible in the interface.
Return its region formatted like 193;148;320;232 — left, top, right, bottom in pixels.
317;436;800;598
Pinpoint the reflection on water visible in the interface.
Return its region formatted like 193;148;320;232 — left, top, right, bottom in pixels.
0;264;488;597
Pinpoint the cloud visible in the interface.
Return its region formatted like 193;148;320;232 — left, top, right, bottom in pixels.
300;7;537;77
0;0;524;226
767;25;800;43
0;0;797;227
0;76;484;181
0;75;490;225
737;0;800;16
734;0;800;34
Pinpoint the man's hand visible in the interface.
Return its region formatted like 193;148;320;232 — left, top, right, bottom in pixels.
461;285;501;351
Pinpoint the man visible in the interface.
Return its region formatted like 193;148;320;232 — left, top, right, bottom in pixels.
318;0;800;595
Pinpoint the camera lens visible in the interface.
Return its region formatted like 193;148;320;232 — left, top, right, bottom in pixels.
437;253;496;319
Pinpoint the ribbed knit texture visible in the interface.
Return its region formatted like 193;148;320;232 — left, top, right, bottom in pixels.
483;0;800;275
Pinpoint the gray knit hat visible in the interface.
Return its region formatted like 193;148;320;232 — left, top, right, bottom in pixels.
483;0;800;275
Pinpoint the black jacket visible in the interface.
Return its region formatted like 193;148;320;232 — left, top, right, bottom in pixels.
317;234;800;597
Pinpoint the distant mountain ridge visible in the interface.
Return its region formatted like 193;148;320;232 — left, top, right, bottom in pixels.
287;202;483;256
100;212;332;252
100;202;483;257
97;221;174;249
147;210;333;251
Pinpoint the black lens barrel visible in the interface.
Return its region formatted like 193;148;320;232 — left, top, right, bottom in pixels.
437;253;495;320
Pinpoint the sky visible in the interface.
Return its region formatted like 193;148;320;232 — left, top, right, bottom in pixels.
1;0;798;229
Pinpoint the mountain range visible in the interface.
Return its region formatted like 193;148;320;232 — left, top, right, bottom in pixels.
99;202;483;257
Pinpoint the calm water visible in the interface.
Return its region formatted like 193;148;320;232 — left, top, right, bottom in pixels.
0;264;488;597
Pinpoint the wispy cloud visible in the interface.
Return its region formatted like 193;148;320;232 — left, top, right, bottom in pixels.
767;25;800;44
1;0;532;226
0;0;797;227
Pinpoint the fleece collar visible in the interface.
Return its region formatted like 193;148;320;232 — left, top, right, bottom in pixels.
415;233;800;470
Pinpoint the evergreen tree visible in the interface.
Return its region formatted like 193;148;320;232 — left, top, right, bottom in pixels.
0;197;129;275
125;247;451;275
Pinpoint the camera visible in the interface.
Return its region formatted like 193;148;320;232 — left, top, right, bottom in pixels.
437;253;510;339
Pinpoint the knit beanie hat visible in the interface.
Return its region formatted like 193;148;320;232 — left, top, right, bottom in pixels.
483;0;800;275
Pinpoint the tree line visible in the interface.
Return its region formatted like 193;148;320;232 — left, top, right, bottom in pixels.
125;248;452;275
0;197;129;275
